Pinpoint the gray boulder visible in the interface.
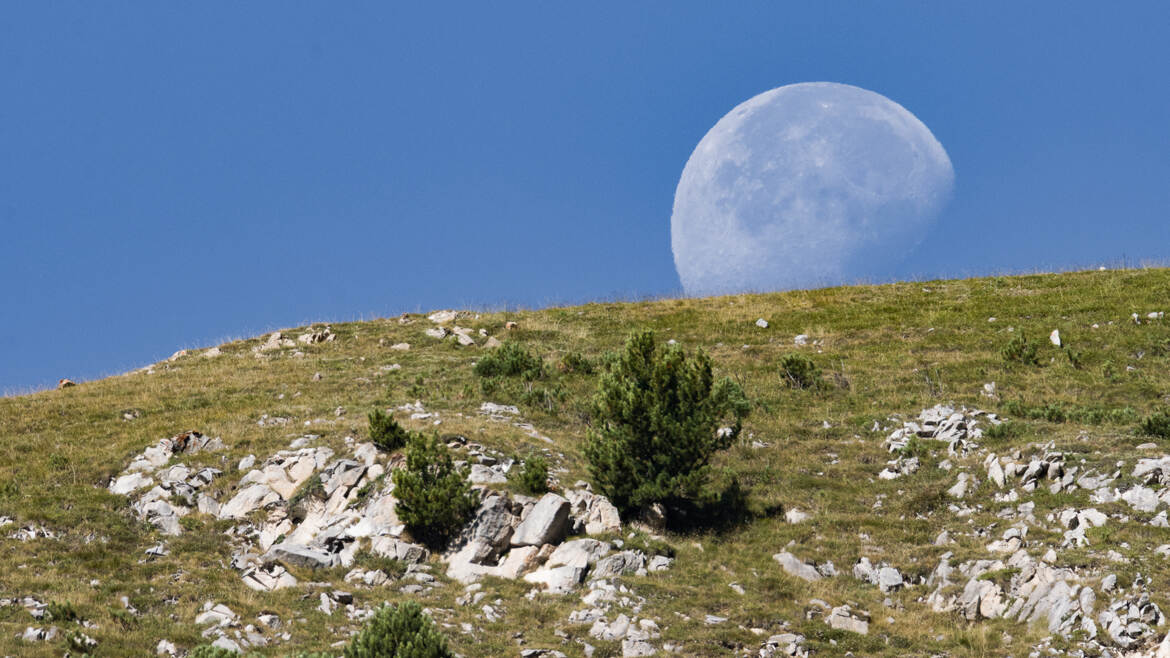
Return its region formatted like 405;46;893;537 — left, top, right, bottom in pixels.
774;551;822;582
511;493;570;547
592;550;647;580
263;543;336;569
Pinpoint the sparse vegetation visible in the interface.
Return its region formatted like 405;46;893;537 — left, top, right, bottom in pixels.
5;269;1170;655
999;400;1137;425
584;330;749;514
391;433;477;548
343;600;453;658
188;645;240;658
1002;333;1041;365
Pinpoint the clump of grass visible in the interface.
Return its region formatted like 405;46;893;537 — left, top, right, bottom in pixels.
352;552;409;579
1002;333;1040;365
368;409;412;452
976;567;1020;589
348;475;385;509
473;342;544;380
896;436;930;460
287;473;325;520
1000;400;1137;425
983;421;1019;441
510;452;550;495
1139;412;1170;439
558;351;595;375
519;383;567;414
779;354;822;390
45;600;79;623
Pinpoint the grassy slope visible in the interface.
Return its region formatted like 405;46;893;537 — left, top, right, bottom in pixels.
3;268;1170;656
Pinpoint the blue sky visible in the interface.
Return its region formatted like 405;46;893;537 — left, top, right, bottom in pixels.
2;3;1168;394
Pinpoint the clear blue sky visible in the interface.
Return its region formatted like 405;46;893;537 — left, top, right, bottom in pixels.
2;3;1168;394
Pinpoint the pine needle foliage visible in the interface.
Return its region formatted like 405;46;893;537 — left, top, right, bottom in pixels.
1002;333;1040;365
369;409;413;452
584;331;749;514
391;433;477;548
473;342;543;380
510;452;550;495
343;600;453;658
779;354;822;390
1140;411;1170;439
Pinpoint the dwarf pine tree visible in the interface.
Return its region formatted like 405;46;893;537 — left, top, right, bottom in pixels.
343;601;453;658
584;331;749;514
391;433;477;549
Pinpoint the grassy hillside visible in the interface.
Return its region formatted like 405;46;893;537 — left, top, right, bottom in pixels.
4;268;1170;656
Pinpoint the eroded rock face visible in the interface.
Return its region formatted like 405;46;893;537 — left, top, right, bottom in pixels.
565;488;622;535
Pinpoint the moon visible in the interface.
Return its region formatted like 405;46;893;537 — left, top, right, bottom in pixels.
671;82;954;296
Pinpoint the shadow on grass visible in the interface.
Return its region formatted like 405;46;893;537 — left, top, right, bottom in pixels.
663;479;781;534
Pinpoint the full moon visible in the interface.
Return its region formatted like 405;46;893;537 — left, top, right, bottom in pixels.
671;82;954;296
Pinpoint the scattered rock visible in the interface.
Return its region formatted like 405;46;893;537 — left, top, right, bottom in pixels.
773;551;824;582
826;605;869;634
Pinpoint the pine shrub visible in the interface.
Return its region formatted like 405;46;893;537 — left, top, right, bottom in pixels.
1140;412;1170;439
473;342;543;380
510;452;549;495
391;433;477;548
558;351;595;374
779;354;822;390
584;331;749;514
369;409;412;452
1002;333;1040;365
344;601;453;658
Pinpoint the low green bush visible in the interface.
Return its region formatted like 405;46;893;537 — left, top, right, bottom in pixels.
392;433;477;548
369;409;413;452
1140;412;1170;439
473;342;543;380
45;601;79;623
510;452;549;495
344;600;453;658
558;351;595;374
779;354;822;390
1002;333;1040;365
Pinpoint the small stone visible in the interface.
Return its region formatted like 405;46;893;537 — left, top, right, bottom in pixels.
773;551;822;582
1049;329;1061;347
755;318;769;329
